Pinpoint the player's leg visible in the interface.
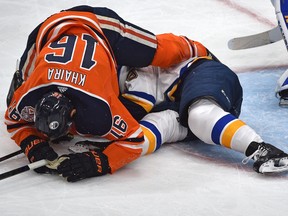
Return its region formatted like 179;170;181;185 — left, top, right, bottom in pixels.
271;0;288;50
139;109;188;155
271;0;288;106
179;59;288;173
275;68;288;107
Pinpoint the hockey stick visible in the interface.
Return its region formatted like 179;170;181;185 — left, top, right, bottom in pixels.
0;159;47;181
0;149;23;162
228;26;283;50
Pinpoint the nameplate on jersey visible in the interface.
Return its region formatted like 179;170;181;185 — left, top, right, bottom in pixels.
48;68;86;86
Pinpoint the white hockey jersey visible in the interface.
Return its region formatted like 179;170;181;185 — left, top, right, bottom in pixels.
119;57;196;112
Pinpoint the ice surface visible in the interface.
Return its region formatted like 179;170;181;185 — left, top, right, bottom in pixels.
0;0;288;215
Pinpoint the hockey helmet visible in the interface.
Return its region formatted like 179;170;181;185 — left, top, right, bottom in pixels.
34;92;74;140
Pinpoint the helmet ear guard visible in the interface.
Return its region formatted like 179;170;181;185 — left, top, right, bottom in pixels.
34;92;74;140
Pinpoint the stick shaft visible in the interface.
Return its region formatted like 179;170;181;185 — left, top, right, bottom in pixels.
0;150;23;162
0;160;48;181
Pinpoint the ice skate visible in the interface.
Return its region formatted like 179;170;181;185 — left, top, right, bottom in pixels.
279;96;288;107
243;142;288;173
275;70;288;107
278;89;288;107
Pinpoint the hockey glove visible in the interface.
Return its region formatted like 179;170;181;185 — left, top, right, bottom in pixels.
20;135;58;174
56;150;111;182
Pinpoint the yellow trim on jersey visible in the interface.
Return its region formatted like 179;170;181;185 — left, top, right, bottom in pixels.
221;119;246;148
122;94;154;112
141;125;156;154
167;83;179;102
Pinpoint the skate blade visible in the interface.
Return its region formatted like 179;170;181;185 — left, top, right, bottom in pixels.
279;98;288;107
259;157;288;173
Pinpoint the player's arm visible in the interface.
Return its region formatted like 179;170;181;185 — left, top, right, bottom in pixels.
5;108;58;173
118;66;158;120
151;34;214;67
119;96;148;121
100;110;188;172
5;87;58;173
5;98;44;145
54;123;145;182
54;109;187;182
6;23;41;106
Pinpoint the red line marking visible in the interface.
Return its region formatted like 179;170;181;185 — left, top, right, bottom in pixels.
215;0;287;72
217;0;275;27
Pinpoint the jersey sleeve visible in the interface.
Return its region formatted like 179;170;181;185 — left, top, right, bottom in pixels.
118;59;194;115
151;34;210;68
119;66;158;114
4;100;46;146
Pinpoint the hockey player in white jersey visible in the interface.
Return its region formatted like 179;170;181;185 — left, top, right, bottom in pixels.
118;56;288;174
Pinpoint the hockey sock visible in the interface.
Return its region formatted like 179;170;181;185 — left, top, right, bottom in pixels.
187;99;263;154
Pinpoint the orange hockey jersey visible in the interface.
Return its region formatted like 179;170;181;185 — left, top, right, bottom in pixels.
5;5;207;173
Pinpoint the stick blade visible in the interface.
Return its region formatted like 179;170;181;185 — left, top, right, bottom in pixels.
228;26;282;50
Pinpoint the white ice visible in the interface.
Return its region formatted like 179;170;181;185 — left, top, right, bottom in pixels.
0;0;288;215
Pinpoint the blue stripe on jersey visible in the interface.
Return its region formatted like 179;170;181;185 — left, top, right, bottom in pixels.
164;61;191;101
211;114;236;145
140;120;162;151
127;91;156;104
281;0;288;14
179;63;190;76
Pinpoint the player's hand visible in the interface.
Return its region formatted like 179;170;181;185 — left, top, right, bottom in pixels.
20;136;58;174
56;151;111;182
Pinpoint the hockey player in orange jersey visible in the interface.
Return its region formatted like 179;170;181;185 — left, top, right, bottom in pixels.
5;5;208;182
